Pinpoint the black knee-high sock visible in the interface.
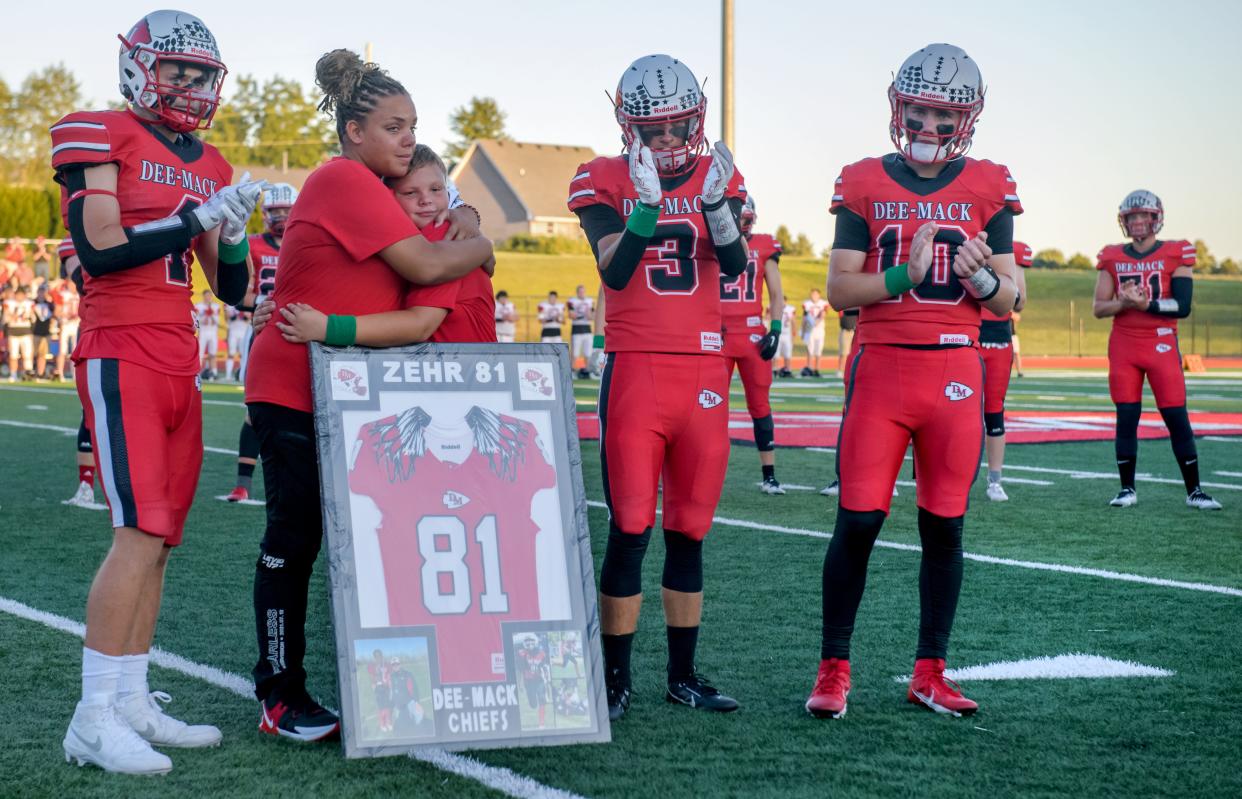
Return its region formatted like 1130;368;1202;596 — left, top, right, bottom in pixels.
915;509;965;660
252;557;312;701
1115;403;1141;489
820;508;885;660
1159;405;1200;492
602;633;635;687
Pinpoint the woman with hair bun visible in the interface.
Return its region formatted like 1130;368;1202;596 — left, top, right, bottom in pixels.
244;48;493;742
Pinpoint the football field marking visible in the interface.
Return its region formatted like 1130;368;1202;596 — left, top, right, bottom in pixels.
584;502;1242;597
892;653;1174;683
0;595;587;799
1214;471;1242;478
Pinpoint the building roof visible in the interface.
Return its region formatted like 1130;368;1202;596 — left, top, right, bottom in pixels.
451;140;597;220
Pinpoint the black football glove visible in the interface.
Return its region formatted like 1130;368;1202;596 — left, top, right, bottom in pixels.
758;323;781;361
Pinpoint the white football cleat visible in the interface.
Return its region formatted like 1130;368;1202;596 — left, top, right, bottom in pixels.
63;481;104;509
117;691;222;748
1109;488;1137;507
986;481;1009;502
64;700;173;775
1186;488;1222;510
760;476;786;495
820;480;839;496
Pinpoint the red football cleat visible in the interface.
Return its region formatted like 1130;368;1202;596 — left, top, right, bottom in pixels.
907;658;978;716
805;658;851;719
226;485;249;503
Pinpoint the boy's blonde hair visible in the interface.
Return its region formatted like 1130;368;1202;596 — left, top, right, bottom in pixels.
409;144;447;178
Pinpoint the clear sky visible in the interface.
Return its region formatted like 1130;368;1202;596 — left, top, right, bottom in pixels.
4;0;1241;259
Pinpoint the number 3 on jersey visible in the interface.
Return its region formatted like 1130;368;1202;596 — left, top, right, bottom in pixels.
645;220;699;295
417;514;509;615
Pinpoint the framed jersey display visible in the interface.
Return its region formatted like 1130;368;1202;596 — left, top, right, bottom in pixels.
309;343;609;757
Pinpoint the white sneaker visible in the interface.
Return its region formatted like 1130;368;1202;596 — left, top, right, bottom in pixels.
820;480;840;496
760;476;786;495
117;691;222;748
986;481;1009;502
1109;488;1137;507
64;700;173;775
63;481;99;508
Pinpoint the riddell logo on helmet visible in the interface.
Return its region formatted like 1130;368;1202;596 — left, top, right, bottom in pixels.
651;105;680;114
944;381;974;401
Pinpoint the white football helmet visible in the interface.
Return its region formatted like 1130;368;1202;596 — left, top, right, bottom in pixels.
1117;189;1164;238
740;195;757;236
262;183;298;236
614;54;707;176
888;43;985;164
118;10;226;133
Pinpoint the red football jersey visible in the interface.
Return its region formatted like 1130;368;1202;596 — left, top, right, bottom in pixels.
721;232;781;320
980;239;1033;323
516;647;548;680
1096;239;1196;336
245;157;419;413
402;221;497;343
51;109;233;375
249;232;281;301
831;155;1023;347
348;406;558;684
568;154;747;354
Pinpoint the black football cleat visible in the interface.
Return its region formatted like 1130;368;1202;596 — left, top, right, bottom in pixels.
666;671;739;713
606;683;631;722
259;693;340;742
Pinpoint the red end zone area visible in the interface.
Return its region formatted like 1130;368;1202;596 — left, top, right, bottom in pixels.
576;410;1242;447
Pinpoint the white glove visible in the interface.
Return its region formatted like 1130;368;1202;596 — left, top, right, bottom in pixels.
628;141;662;206
700;141;734;206
219;172;268;246
589;347;607;376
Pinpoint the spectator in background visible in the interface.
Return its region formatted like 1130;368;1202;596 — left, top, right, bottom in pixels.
32;283;55;379
538;289;565;343
567;284;595;377
776;301;796;378
4;238;27;273
495;289;518;342
0;257;13;289
12;257;34;290
195;290;221;380
837;308;858;378
5;286;35;381
1011;310;1024;378
0;286;10;370
33;236;52;281
801;288;828;377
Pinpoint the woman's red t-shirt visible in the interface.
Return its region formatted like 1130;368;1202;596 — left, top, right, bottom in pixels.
402;222;497;343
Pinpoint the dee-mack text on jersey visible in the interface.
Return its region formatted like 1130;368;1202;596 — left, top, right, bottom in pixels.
138;159;220;196
622;196;703;216
1114;261;1164;273
382;360;465;383
872;201;973;222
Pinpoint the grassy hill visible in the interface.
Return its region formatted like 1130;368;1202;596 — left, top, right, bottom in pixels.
489;253;1242;356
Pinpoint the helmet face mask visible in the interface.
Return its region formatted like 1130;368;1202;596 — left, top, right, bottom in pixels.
262;183;299;236
614;54;707;176
118;11;226;133
740;196;756;236
1118;190;1164;239
888;44;984;164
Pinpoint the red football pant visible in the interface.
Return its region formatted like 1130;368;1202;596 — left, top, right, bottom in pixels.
599;352;730;540
980;342;1014;415
1108;330;1186;408
723;317;772;418
77;358;203;545
838;345;983;517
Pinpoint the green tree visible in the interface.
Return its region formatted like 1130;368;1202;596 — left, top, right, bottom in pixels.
1217;257;1239;276
1033;248;1066;269
0;64;82;185
1066;253;1093;270
774;225;793;253
203;75;333;168
445;97;508;161
789;232;814;258
1193;239;1216;274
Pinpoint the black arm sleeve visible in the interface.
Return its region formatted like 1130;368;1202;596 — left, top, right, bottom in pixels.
575;203;651;291
216;257;249;306
983;209;1014;255
574;204;625;260
63;167;204;278
1148;276;1193;318
831;208;870;251
715;197;749;277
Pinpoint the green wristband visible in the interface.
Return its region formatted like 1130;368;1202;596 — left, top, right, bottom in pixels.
883;262;916;297
625;201;660;238
593;334;605;349
325;314;357;347
217;236;249;264
770;320;782;334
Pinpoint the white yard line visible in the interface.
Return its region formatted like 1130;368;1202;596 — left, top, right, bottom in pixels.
1214;471;1242;478
584;502;1242;598
893;653;1174;683
0;596;587;799
1002;463;1242;491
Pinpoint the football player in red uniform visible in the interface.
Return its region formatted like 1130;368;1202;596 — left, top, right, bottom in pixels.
52;10;265;774
568;54;749;720
226;183;297;504
979;240;1031;501
1093;191;1220;510
244;49;490;743
806;44;1023;720
721;195;786;493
